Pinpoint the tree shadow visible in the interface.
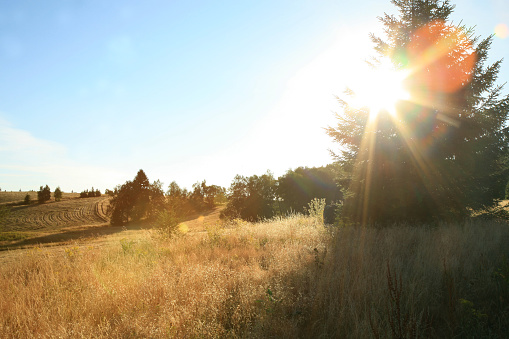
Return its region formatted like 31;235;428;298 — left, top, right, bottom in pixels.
0;223;143;251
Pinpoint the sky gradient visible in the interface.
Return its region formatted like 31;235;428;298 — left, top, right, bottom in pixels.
1;0;508;192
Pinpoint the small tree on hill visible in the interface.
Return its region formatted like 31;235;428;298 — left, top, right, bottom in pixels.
37;185;51;204
109;170;165;225
326;0;509;224
54;187;62;202
24;193;31;205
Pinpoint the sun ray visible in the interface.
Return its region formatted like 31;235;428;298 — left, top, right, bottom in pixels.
346;59;410;118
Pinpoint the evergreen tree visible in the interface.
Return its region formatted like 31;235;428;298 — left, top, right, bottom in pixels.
37;185;51;204
54;187;62;202
24;193;31;205
109;170;165;225
326;0;509;224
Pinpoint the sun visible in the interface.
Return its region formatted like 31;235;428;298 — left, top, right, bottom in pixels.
348;60;410;117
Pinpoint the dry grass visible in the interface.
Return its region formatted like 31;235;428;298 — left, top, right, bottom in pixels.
0;191;80;204
0;215;507;338
0;215;326;338
308;221;509;338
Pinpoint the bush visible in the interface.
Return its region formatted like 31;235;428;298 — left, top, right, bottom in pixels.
23;194;31;205
156;209;180;238
305;198;326;224
37;185;51;204
54;187;62;202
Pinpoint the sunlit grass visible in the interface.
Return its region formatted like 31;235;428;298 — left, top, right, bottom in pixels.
0;216;507;337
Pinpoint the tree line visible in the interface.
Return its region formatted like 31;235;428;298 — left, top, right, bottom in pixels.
108;165;342;226
108;170;229;225
31;185;63;204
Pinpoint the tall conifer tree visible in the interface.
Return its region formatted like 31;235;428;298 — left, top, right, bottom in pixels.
326;0;509;224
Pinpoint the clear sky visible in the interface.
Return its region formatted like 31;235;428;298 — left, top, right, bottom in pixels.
0;0;508;192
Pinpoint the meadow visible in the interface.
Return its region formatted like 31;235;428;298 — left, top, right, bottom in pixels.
0;207;507;338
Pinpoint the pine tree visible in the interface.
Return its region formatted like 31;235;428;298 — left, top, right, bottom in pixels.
37;185;51;204
109;170;165;225
326;0;509;224
54;187;62;202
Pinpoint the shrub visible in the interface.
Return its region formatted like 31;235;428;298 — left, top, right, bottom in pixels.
306;198;326;224
156;209;180;238
54;187;62;202
37;185;51;204
88;188;96;198
23;194;31;205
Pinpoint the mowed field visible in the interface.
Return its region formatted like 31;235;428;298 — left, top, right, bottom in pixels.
0;192;111;251
0;190;224;255
0;197;109;232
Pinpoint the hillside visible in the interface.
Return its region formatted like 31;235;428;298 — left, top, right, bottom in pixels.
0;191;81;204
0;196;109;232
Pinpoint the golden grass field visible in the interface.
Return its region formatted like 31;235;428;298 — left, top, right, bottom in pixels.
0;194;508;338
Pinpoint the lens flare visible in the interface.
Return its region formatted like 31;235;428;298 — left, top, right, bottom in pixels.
494;23;509;39
406;20;476;94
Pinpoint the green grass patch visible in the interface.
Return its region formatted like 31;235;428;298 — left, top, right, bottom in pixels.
0;232;30;242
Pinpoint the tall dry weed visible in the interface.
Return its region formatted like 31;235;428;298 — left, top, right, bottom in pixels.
0;217;507;337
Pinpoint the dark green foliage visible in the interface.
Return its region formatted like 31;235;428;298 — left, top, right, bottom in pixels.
23;194;31;205
88;187;96;198
277;165;342;214
109;170;165;225
166;181;192;217
80;188;102;198
37;185;51;204
165;180;224;218
505;179;509;199
323;204;338;225
54;187;62;202
220;171;276;222
326;0;509;224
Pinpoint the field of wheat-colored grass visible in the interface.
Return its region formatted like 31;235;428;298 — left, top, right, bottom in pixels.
0;213;507;338
0;191;80;204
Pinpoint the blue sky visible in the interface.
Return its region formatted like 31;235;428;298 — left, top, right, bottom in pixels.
0;0;508;192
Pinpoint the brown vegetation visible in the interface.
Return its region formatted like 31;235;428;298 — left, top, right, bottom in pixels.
0;191;79;204
0;215;507;337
